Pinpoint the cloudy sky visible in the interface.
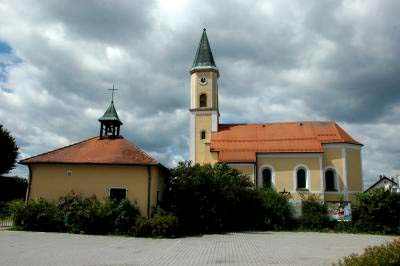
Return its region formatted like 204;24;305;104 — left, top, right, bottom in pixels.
1;0;399;187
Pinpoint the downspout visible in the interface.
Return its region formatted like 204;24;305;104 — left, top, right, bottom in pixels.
25;164;32;202
147;166;152;218
255;155;258;189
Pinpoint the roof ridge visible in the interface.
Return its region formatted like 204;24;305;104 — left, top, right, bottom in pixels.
216;149;322;152
219;121;337;126
211;137;319;142
20;136;98;164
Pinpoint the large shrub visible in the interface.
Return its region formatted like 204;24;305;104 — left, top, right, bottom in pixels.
57;192;110;234
9;192;141;235
163;162;256;234
300;194;329;229
352;188;400;234
109;198;141;235
135;209;178;238
9;198;62;232
336;238;400;266
256;188;293;230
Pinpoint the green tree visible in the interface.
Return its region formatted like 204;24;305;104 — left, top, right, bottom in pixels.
353;188;400;234
256;188;294;230
0;125;19;175
300;194;330;229
163;161;257;234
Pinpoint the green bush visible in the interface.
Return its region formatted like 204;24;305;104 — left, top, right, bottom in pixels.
163;162;256;234
57;192;111;234
352;188;400;235
135;209;178;238
9;198;62;232
300;194;329;229
8;199;25;226
110;199;140;234
255;188;294;230
9;192;141;235
336;238;400;266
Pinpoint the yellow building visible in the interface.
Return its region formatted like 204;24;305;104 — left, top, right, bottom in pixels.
20;99;166;217
189;29;363;203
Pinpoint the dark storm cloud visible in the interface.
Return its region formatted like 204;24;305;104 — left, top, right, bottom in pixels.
298;1;400;123
1;0;399;185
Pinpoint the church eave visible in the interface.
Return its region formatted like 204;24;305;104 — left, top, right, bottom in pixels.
189;66;219;77
98;117;123;125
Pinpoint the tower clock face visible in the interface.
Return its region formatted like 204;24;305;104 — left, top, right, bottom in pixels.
199;77;208;85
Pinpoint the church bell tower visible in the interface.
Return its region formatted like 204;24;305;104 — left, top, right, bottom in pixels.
99;89;123;139
189;29;219;164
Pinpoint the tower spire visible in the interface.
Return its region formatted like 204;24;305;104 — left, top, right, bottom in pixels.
190;29;218;76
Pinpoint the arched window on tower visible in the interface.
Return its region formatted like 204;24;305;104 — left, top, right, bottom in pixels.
296;168;307;190
262;168;272;188
200;94;207;107
325;169;336;191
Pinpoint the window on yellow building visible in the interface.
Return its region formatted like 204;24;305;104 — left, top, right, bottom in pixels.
200;94;207;107
296;168;307;190
262;168;272;188
200;130;206;140
325;169;336;191
109;188;127;201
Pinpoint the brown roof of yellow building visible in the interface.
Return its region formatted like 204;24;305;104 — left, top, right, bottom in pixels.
211;121;362;163
20;136;159;165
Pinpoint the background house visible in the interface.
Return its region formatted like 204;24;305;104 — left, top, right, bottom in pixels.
365;175;399;193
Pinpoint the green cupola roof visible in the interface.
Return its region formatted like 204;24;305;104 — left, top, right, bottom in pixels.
98;101;122;125
191;29;218;74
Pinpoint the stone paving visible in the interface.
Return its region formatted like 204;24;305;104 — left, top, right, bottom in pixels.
0;230;396;266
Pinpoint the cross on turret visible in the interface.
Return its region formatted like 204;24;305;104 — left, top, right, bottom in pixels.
108;83;118;102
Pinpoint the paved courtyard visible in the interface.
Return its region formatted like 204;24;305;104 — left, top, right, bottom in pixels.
0;231;396;266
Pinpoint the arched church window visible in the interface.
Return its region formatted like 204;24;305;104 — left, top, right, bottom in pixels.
325;169;336;191
262;168;272;188
296;168;307;190
200;94;207;107
200;130;206;140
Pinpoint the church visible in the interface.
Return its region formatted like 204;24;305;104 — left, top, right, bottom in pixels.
19;29;364;212
20;98;166;218
189;29;363;202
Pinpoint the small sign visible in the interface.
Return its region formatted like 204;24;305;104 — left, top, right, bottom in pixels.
326;201;352;222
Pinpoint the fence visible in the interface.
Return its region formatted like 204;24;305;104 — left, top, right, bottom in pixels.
0;217;13;227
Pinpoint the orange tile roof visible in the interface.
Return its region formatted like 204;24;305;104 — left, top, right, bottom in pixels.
20;136;159;165
211;121;362;163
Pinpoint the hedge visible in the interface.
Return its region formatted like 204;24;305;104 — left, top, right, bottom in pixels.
9;192;141;235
